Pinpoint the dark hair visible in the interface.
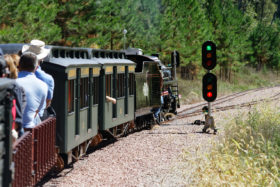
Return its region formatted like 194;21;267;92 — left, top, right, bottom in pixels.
19;52;38;72
0;55;7;77
17;50;22;56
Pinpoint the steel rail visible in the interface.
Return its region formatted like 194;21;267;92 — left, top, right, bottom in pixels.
164;87;280;123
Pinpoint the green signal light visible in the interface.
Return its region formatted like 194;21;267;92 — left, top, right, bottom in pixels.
206;45;212;51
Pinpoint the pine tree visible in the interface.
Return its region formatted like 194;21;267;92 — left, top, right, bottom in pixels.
205;0;253;80
0;0;61;43
161;0;210;67
120;0;162;52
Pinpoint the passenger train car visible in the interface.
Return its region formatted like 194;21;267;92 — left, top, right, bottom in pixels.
0;44;180;186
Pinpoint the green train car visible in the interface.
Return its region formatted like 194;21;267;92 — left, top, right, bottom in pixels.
0;44;179;168
91;49;136;135
42;46;136;164
42;47;102;163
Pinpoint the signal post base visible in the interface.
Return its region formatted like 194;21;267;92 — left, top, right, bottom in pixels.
202;102;217;134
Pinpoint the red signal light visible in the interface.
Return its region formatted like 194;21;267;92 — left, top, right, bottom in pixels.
203;72;217;102
206;60;212;67
207;92;213;98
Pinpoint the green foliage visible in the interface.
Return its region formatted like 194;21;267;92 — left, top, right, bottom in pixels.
1;0;280;74
0;0;61;43
160;0;210;65
121;0;162;51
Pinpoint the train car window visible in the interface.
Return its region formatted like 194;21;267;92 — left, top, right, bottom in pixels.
117;74;125;98
93;77;99;105
80;77;89;109
129;73;135;95
106;74;111;97
68;80;75;113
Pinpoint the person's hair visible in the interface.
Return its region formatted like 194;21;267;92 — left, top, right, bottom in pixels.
0;55;6;77
11;54;20;68
17;50;22;57
4;54;18;79
19;52;38;72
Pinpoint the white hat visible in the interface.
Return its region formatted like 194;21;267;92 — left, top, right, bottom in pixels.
22;39;50;60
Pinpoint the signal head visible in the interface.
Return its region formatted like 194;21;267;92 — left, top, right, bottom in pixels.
202;72;217;102
202;41;216;70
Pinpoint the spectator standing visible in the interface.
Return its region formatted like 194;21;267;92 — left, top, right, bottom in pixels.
0;50;24;140
22;40;54;120
4;54;19;79
16;52;47;129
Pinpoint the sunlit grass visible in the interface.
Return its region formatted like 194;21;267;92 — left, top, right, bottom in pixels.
188;103;280;186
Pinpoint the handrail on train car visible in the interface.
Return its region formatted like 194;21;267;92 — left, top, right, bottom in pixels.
12;132;33;187
12;117;57;186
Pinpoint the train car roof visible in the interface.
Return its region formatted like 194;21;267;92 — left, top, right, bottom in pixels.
0;44;24;54
94;58;135;65
0;44;135;66
45;58;100;68
46;45;100;68
91;49;135;65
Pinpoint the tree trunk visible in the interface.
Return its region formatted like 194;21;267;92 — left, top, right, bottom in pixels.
110;32;113;50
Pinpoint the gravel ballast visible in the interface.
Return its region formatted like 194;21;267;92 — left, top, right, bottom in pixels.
44;86;280;187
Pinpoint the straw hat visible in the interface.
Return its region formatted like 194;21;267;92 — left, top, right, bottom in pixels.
22;40;50;60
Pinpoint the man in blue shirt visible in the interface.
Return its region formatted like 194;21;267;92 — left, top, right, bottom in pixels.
16;52;48;128
22;40;54;119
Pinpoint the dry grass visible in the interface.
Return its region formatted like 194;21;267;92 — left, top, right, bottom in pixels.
187;103;280;186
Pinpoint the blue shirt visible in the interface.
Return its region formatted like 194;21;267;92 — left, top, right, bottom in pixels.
35;66;54;100
17;71;48;128
35;66;54;116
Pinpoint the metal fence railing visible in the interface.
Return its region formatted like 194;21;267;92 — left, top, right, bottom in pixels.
30;117;56;185
12;117;57;186
12;132;33;187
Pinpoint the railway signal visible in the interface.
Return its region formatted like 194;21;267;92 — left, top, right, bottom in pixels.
202;72;217;102
202;41;216;70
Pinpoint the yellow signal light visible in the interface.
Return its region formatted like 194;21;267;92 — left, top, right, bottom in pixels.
207;84;213;90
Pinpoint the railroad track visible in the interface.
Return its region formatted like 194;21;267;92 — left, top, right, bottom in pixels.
178;85;280;115
164;85;280;123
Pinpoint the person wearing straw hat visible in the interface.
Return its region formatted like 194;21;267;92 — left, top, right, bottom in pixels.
22;39;54;120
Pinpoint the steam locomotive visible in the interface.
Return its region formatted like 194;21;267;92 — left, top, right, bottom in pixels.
0;44;180;186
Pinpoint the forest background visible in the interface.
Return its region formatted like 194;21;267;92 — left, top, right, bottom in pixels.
1;0;280;81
